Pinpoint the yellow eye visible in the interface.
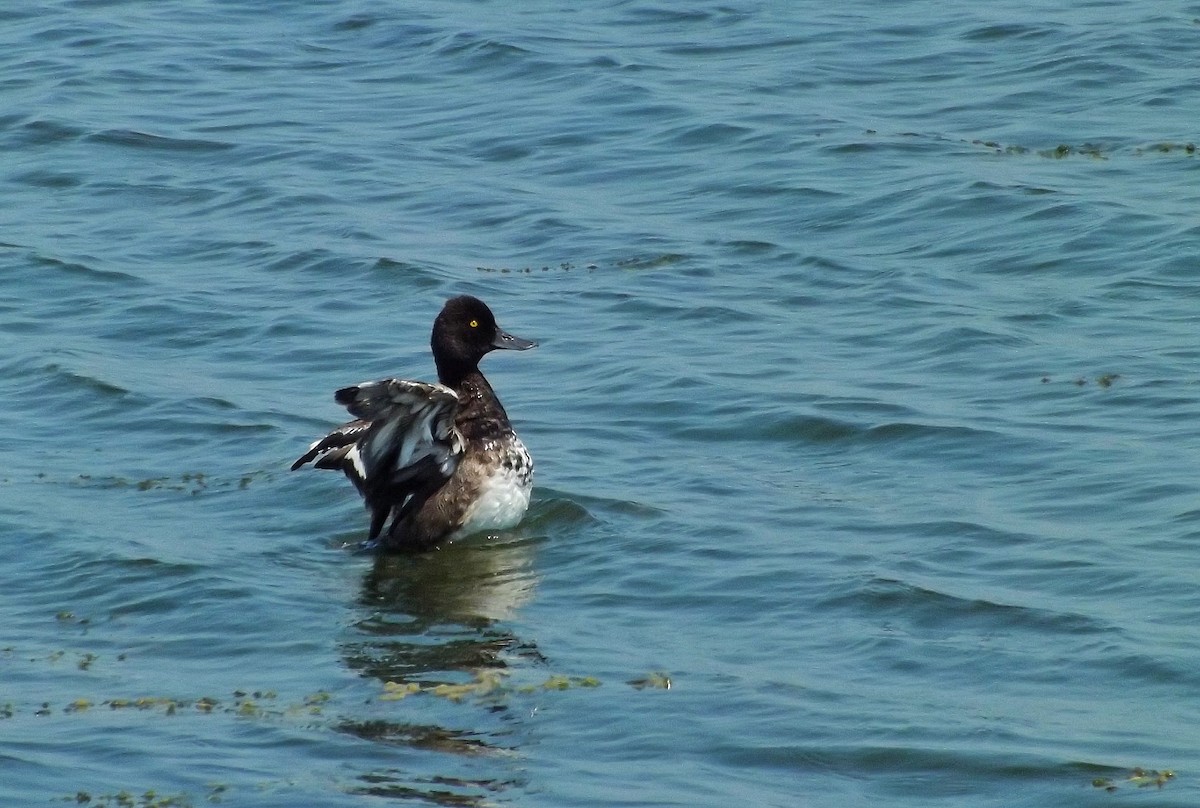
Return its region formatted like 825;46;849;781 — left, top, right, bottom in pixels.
469;319;478;328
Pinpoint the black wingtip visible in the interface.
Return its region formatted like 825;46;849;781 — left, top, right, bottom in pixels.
290;449;317;471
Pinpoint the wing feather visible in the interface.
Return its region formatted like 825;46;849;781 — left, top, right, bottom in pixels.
292;379;465;540
290;420;370;470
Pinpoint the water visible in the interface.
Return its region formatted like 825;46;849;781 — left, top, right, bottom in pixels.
3;1;1199;805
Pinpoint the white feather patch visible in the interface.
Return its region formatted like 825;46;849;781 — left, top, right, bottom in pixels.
456;464;533;538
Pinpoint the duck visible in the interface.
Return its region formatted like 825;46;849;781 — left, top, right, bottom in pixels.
292;295;536;552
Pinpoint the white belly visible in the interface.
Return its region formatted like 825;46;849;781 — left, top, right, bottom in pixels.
456;464;533;538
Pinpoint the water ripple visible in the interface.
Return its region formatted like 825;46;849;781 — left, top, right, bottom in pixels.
2;1;1199;805
824;575;1109;635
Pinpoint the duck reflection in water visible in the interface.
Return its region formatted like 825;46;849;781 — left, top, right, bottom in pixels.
337;529;544;804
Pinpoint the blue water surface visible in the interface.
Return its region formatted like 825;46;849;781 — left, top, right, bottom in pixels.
2;1;1200;806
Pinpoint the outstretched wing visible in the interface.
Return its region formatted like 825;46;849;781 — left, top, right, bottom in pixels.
292;379;465;540
290;419;371;471
333;379;462;484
